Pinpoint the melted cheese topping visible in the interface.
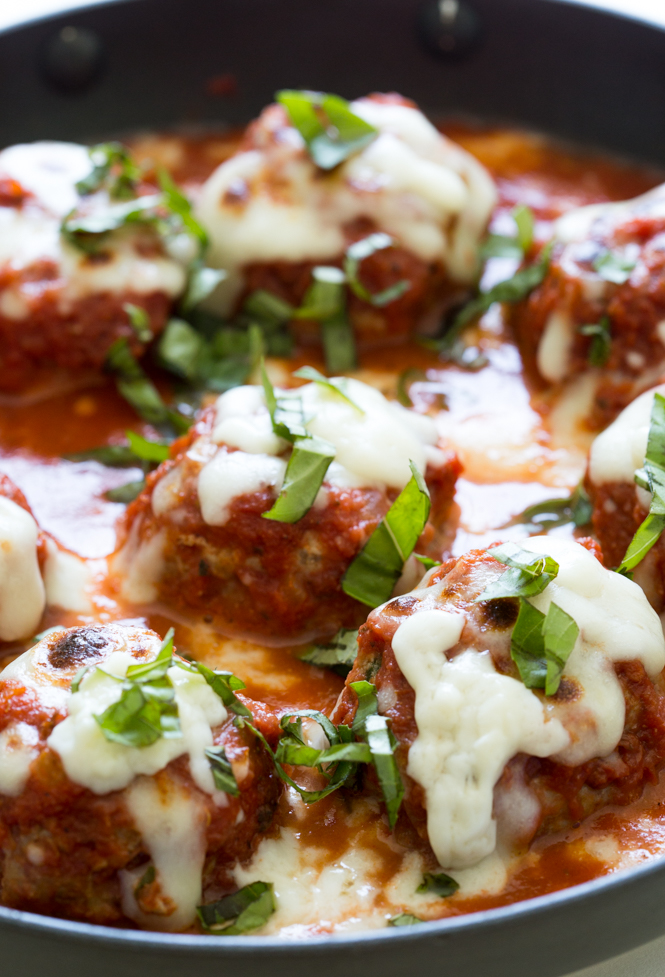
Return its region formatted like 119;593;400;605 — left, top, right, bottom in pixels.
588;382;665;484
46;649;227;795
0;141;188;315
195;99;497;313
197;378;441;526
120;776;208;932
0;496;45;641
391;536;665;870
0;721;40;797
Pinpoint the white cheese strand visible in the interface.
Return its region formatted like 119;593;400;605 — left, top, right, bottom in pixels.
588;382;665;485
392;609;569;870
0;495;45;641
0;721;41;797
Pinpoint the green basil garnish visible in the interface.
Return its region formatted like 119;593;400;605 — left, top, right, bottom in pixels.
511;597;579;696
76;142;141;199
277;90;377;170
342;461;431;607
197;881;275;935
104;479;146;503
618;391;665;574
344;233;410;307
187;661;252;718
300;628;359;676
292;366;363;412
579;317;611;367
479;205;534;261
592;248;637;285
123;302;153;343
507;484;592;532
295;266;357;373
416;872;459;897
105;337;191;435
477;542;559;601
205;745;240;796
388;913;423;927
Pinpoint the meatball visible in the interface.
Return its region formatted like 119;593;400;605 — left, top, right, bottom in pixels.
334;537;665;870
0;473;46;642
0;624;280;929
0;142;189;390
585;382;665;607
195;93;497;347
112;377;461;641
511;184;665;426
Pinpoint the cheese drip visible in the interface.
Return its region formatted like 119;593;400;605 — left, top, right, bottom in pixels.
392;536;665;870
0;495;45;641
195;98;497;313
0;141;188;318
588;382;665;486
196;378;442;526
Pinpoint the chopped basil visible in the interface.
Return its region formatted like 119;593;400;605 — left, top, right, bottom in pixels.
513;204;535;253
295;266;357;373
70;664;90;692
205;745;240;796
62;193;163;252
277;90;377;170
388;913;423;927
344;233;410;307
244;289;293;325
618;392;665;574
182;264;227;312
416;872;459;897
592;248;637;285
94;629;181;747
293;366;363;412
396;368;427;407
477;542;559;601
262;434;335;523
158;318;205;381
261;363;307;441
125;431;170;464
511;598;579;696
104;479;146;503
67;431;169;471
32;625;66;647
134;864;156;896
197;881;275;935
123;302;153;343
348;679;404;828
156;167;208;249
479;205;534;261
105;338;191;434
508;484;592;532
189;661;252;718
76;142;141;199
414;554;440;571
579;317;611;367
300;628;359;676
342;461;431;607
349;679;380;734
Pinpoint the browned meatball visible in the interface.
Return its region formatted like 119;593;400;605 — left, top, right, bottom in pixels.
0;624;280;928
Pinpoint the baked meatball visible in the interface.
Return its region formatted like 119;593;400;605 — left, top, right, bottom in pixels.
0;624;280;928
511;183;665;425
334;537;665;870
112;376;460;642
0;142;189;390
195;94;497;347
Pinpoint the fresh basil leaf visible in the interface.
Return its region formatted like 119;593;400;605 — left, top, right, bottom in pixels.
182;263;227;312
197;881;275;935
344;233;410;307
293;366;363;412
414;554;440;571
76;142;141;199
105;338;191;434
66;444;143;467
62;193;162;247
363;713;404;829
244;289;294;325
262;434;335;523
342;461;431;607
127;629;175;683
477;542;559;601
123;302;153;343
156;167;208;248
295;266;346;320
416;872;459;897
134;864;156;896
158;318;205;381
70;664;90;692
348;680;380;734
104;479;146;503
94;680;179;747
321;311;357;373
513;204;535;253
205;745;240;796
618;391;665;573
543;602;579;696
277;90;377;170
300;628;359;675
125;431;170;464
193;662;251;717
593;248;637;285
396;368;427;408
579;317;611;367
510;597;577;695
479;233;524;261
389;913;423;927
508;484;592;532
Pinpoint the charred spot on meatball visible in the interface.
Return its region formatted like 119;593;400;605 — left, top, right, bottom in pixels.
47;627;112;669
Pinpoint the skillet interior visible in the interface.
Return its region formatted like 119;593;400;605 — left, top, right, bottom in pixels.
1;1;665;974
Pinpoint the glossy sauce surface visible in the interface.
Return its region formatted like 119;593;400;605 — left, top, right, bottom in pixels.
1;125;664;934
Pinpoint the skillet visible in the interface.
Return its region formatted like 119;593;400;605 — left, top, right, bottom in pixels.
1;0;665;974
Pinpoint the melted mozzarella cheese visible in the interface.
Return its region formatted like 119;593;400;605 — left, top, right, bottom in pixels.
47;649;227;795
197;378;440;527
392;610;569;870
195;99;496;313
0;495;45;641
113;524;166;604
391;537;665;870
0;721;40;796
43;538;92;612
120;775;208;932
0;141;188;313
537;310;574;384
588;383;665;484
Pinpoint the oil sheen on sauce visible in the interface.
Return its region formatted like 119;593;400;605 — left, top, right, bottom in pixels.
0;126;663;936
